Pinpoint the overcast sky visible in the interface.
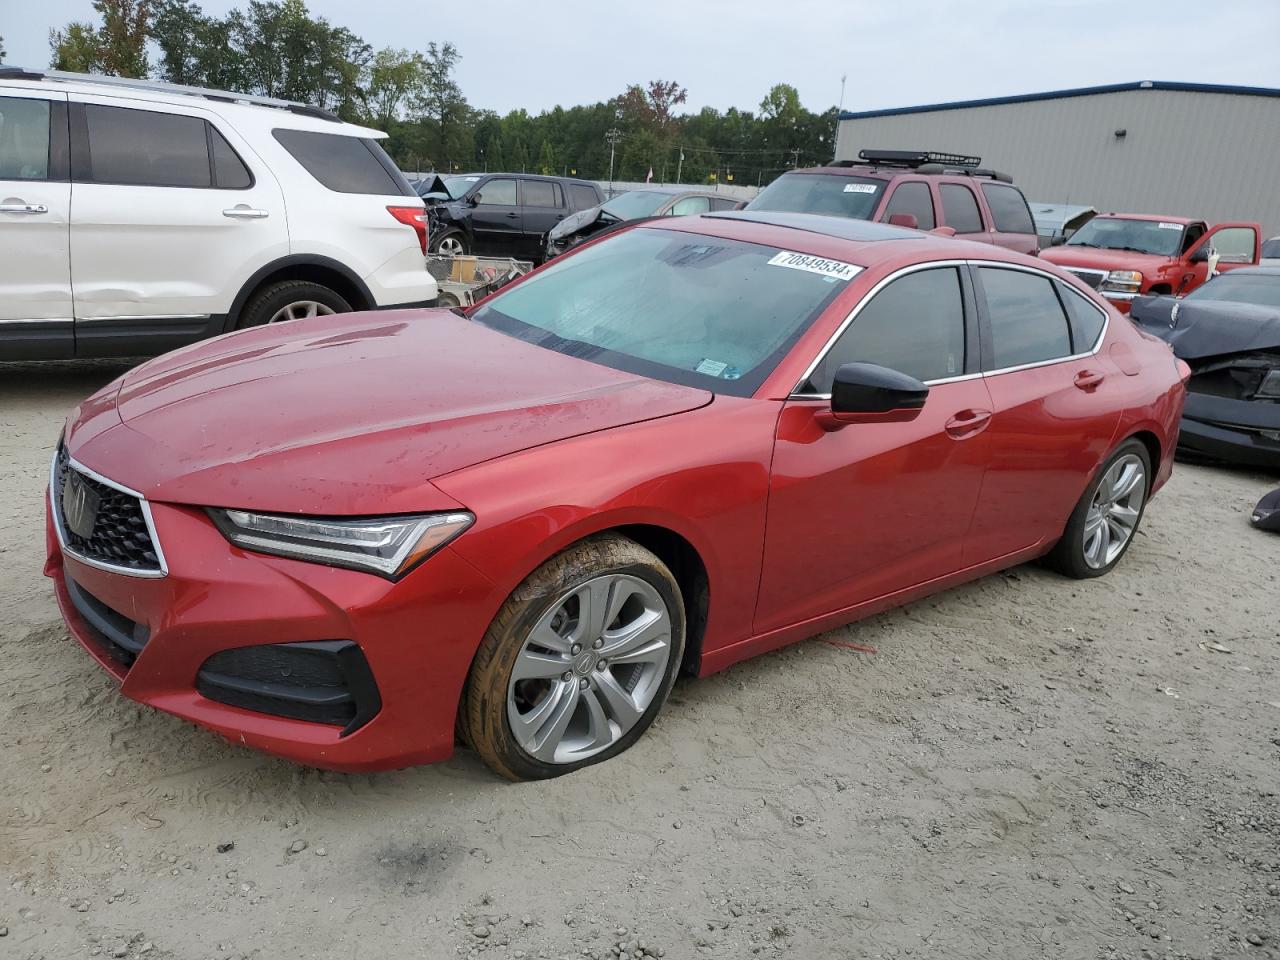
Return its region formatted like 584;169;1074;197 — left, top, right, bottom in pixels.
5;0;1279;115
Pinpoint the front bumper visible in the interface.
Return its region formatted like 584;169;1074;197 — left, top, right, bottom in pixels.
1177;393;1280;468
45;495;496;772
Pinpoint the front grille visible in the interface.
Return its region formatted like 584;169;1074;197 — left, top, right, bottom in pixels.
65;574;150;670
54;447;161;574
1067;268;1106;290
196;640;382;736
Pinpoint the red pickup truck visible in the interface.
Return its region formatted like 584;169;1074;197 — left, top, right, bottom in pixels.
1040;214;1261;313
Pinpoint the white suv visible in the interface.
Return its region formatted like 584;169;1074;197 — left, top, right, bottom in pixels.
0;68;437;361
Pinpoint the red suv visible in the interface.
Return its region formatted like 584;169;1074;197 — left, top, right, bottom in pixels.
747;150;1039;255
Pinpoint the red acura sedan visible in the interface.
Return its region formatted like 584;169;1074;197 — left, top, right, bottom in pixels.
46;212;1187;780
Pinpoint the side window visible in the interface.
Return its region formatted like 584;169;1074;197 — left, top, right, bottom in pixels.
272;128;410;195
476;178;517;205
669;195;711;216
209;125;252;189
709;196;739;211
569;183;598;210
521;179;557;207
881;181;935;230
979;267;1072;369
1182;223;1205;253
806;267;966;392
981;183;1035;234
1058;284;1106;352
1211;226;1258;263
84;104;211;187
939;184;984;234
0;96;51;181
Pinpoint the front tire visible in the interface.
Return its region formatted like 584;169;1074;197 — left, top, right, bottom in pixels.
431;230;468;257
235;280;352;330
1046;439;1151;579
461;534;685;781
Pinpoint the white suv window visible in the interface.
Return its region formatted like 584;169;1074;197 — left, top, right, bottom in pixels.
0;96;51;181
84;104;212;188
272;128;410;196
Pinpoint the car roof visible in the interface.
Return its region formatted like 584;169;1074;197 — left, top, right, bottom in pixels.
616;186;719;197
706;210;920;242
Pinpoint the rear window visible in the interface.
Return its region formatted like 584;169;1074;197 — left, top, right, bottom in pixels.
522;179;559;207
0;96;51;180
982;183;1035;234
979;267;1073;369
210;126;252;189
84;104;210;188
881;181;935;230
569;183;599;210
748;173;884;219
939;184;984;234
1058;284;1106;351
273;128;413;196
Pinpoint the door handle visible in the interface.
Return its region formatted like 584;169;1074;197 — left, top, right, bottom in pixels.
505;212;519;219
1074;369;1105;391
944;409;992;439
0;202;48;214
222;206;269;219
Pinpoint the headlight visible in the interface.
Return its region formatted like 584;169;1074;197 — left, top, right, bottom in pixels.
209;509;474;579
1100;270;1144;294
1257;369;1280;399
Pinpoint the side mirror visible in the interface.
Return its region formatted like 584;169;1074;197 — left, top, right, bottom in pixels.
820;362;929;429
466;194;480;207
887;213;919;230
929;225;957;238
1189;245;1211;263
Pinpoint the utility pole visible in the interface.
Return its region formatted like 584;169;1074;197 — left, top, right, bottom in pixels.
605;128;622;196
835;73;847;159
676;147;684;184
790;147;800;169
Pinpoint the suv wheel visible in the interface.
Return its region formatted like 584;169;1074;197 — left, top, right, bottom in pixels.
235;281;352;330
432;231;468;257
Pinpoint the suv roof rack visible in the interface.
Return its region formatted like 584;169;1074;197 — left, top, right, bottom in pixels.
0;66;342;123
857;149;983;168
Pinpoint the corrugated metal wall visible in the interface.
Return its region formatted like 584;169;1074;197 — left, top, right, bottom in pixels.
835;88;1279;237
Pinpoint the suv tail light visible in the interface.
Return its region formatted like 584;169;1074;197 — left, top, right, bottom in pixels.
387;206;428;255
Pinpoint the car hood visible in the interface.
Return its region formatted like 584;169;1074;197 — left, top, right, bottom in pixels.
1130;296;1280;360
66;310;712;515
1040;245;1173;274
548;205;607;241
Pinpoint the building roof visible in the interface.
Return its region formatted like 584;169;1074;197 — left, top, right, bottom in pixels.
838;80;1280;121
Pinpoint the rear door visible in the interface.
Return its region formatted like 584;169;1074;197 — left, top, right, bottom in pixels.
469;176;521;254
980;182;1038;255
519;178;567;257
0;89;73;358
938;182;988;244
68;95;288;352
567;181;600;212
964;265;1120;563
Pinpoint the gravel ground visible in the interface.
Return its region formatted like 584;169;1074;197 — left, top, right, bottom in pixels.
1;360;1277;960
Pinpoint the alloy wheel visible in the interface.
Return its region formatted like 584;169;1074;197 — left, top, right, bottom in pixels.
437;236;466;257
507;574;672;765
1082;453;1147;569
269;300;337;324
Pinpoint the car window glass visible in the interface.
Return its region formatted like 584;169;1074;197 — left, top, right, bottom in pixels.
1182;223;1205;253
980;267;1073;369
669;195;711;216
1211;227;1257;263
0;96;51;181
522;180;557;207
273;129;409;195
476;178;517;205
981;183;1034;234
807;267;966;391
1261;238;1280;259
939;184;984;233
710;197;738;211
1058;284;1106;352
569;183;598;209
209;125;252;189
1186;273;1280;307
748;173;883;219
881;182;935;229
85;104;210;187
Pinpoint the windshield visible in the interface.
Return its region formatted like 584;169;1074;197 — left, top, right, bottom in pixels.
1067;217;1185;256
443;175;481;199
747;173;884;219
1185;273;1280;308
601;190;672;220
471;227;856;397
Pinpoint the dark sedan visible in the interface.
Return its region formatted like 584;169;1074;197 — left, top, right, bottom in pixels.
1130;267;1280;468
545;187;740;258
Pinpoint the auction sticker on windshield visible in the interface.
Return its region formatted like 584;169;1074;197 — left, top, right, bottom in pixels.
1158;222;1182;230
843;183;877;193
767;251;863;282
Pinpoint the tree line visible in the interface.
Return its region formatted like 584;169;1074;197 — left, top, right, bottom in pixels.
42;0;840;185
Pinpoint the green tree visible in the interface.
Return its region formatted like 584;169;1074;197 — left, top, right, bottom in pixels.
365;48;426;129
0;36;7;61
51;0;153;77
50;23;105;72
536;139;556;175
416;41;468;167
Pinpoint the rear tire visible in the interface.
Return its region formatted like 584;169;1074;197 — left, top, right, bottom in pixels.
431;231;468;257
234;281;352;330
1045;439;1151;579
461;534;685;781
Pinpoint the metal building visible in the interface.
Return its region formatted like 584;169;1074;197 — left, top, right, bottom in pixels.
834;81;1280;237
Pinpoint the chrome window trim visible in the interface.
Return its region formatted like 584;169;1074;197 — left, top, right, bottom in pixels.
789;258;1109;399
49;449;169;579
76;314;211;323
0;317;74;325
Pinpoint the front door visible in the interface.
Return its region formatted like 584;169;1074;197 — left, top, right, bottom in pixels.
0;90;73;358
963;265;1122;563
469;177;521;255
519;178;566;259
755;265;992;634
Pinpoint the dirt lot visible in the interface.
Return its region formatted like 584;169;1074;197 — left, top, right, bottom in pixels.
1;361;1277;960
